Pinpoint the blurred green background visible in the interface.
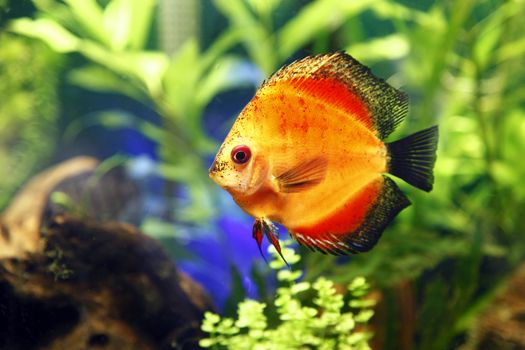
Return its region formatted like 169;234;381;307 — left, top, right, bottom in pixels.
1;0;524;349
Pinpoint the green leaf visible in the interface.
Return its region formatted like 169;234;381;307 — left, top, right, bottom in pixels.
277;269;303;283
63;110;131;142
163;38;200;119
246;0;280;19
141;217;177;240
348;299;376;308
76;40;128;73
49;191;78;213
103;0;133;51
121;51;169;96
78;41;168;96
236;299;267;329
128;0;156;50
213;0;276;74
68;65;146;102
99;0;156;51
335;314;356;333
198;338;215;348
199;28;243;72
354;309;374;323
64;110;166;147
9;18;80;53
290;281;310;294
472;2;515;69
346;33;409;63
277;0;374;60
196;55;254;110
369;0;417;21
497;36;525;63
32;0;78;30
63;0;109;46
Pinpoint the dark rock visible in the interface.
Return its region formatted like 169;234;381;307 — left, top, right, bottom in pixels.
0;157;214;350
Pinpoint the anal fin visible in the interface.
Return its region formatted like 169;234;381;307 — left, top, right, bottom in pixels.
291;176;410;255
342;176;410;253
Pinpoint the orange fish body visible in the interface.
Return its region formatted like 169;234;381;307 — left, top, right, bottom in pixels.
209;52;438;256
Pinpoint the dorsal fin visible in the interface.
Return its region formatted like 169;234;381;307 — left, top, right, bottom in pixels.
261;52;409;139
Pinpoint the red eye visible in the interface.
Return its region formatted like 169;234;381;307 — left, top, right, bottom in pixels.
231;145;251;165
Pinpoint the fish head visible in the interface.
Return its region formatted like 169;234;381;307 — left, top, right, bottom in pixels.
209;136;268;196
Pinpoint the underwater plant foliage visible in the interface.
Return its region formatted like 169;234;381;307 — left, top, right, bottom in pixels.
8;0;257;223
4;0;525;349
200;242;375;350
209;2;525;348
0;33;61;210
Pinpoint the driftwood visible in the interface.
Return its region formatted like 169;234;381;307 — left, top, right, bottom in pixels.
0;157;213;350
469;264;525;349
0;157;99;258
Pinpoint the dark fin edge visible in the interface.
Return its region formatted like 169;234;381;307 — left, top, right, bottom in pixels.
291;232;347;256
342;176;411;253
386;125;439;192
336;53;409;140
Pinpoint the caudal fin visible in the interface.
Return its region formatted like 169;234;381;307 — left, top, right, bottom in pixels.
386;125;438;192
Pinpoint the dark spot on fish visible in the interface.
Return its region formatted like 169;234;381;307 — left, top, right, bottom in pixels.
210;160;230;174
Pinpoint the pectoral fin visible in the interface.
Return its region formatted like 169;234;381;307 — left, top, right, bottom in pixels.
276;157;328;193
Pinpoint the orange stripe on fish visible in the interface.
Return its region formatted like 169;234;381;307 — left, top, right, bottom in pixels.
209;51;438;259
264;78;374;132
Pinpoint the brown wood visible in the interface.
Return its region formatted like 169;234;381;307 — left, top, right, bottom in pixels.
469;264;525;349
0;157;99;258
0;157;214;350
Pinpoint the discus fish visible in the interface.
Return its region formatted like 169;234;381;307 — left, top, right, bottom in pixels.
209;52;438;260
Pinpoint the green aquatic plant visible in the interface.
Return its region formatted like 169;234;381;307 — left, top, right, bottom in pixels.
213;0;393;75
0;33;61;210
8;0;252;222
200;243;375;350
212;0;525;348
5;1;525;348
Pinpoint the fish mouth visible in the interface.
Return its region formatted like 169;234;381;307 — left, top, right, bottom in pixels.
208;159;228;185
209;158;230;177
208;160;217;178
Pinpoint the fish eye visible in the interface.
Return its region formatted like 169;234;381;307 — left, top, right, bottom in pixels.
231;145;251;165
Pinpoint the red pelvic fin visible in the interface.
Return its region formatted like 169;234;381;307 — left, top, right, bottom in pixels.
252;218;289;267
252;220;267;264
